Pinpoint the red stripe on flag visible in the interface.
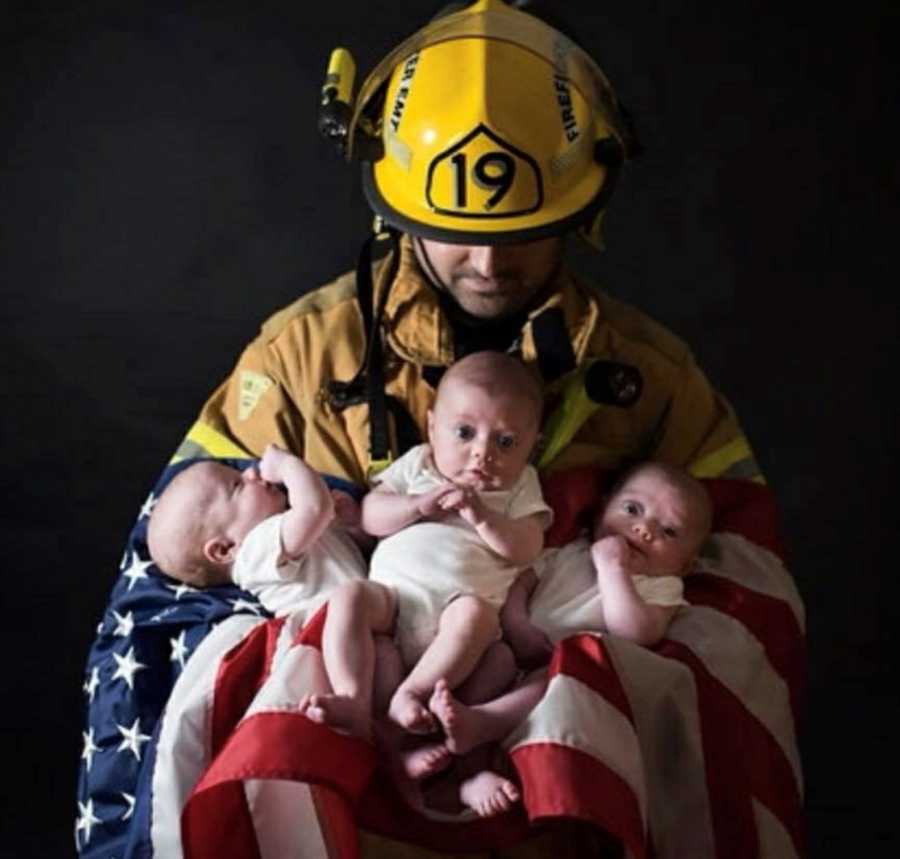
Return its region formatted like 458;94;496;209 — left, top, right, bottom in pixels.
541;466;610;547
687;573;806;723
201;711;376;802
211;617;285;755
184;712;376;859
295;602;328;648
660;640;806;858
704;478;787;560
182;771;263;859
514;742;645;859
550;633;634;720
311;784;363;859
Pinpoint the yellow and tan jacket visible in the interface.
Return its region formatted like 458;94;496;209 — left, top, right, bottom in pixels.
176;236;759;485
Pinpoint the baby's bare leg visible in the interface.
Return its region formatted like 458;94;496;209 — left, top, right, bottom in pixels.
372;634;403;718
300;580;395;740
389;595;499;733
372;635;452;784
430;667;548;755
454;640;516;705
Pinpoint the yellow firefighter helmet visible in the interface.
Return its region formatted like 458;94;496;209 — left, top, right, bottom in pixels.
321;0;637;246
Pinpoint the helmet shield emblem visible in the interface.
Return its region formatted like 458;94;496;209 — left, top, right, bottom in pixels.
425;124;542;220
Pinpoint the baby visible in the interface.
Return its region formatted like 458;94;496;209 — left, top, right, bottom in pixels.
146;444;367;618
503;460;713;662
300;351;552;814
424;460;713;802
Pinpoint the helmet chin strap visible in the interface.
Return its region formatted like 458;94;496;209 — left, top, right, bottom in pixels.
412;236;449;294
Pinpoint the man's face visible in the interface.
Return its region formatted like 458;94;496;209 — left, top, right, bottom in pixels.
413;236;564;319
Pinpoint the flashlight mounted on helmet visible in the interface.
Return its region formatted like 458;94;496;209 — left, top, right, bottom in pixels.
318;47;385;162
317;48;357;151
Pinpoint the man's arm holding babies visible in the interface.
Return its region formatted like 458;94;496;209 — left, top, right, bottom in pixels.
592;536;678;646
259;444;335;559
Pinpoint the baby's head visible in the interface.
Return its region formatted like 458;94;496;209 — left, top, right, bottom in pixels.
427;351;543;491
147;460;287;587
595;461;712;577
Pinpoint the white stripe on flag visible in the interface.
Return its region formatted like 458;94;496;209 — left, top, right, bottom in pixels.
244;779;329;859
606;637;716;859
244;640;331;717
670;607;802;792
151;614;266;858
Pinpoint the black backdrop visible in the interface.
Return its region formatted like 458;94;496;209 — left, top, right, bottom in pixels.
2;1;895;855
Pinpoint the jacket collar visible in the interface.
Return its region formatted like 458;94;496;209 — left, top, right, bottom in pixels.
377;235;601;375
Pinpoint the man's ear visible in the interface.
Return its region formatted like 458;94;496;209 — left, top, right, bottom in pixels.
203;536;236;566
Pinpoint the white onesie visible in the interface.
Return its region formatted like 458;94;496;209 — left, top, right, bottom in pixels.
530;536;688;643
231;512;366;621
369;444;552;666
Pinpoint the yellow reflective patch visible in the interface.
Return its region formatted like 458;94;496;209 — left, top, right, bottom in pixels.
238;370;273;421
690;436;765;483
172;421;251;463
386;129;413;172
367;456;393;481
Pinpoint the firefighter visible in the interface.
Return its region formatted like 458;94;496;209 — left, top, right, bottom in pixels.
184;0;759;488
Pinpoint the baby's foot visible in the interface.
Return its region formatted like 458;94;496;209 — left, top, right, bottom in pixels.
428;678;484;755
388;688;437;734
399;741;451;780
298;693;371;741
373;723;448;811
459;770;520;818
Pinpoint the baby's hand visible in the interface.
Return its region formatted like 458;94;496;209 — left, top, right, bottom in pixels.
258;443;294;484
592;534;646;576
414;484;459;519
438;485;485;526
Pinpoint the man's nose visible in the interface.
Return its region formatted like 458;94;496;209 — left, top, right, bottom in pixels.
468;245;501;277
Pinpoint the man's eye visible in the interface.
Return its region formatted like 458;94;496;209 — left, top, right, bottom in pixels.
455;425;475;441
495;434;516;451
623;501;640;516
663;526;678;539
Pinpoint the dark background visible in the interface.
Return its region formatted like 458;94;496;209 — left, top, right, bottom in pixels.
2;1;895;855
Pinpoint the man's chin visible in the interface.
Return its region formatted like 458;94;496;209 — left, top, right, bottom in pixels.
448;285;528;320
459;300;520;321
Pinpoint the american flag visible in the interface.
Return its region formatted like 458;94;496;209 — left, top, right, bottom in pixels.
77;465;805;858
74;458;360;858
